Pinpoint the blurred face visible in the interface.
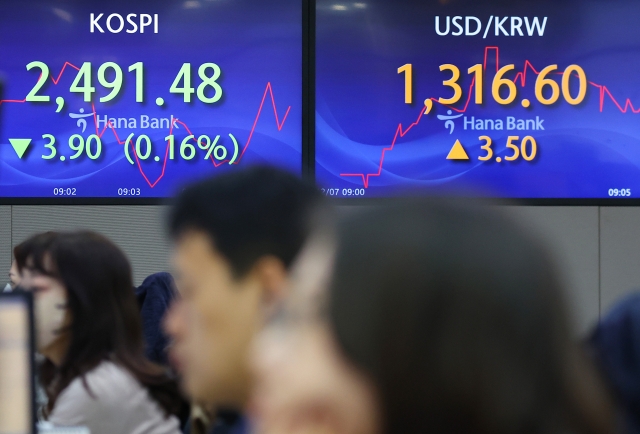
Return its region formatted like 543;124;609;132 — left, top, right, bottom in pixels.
250;236;380;434
9;261;20;290
20;266;69;361
164;230;265;407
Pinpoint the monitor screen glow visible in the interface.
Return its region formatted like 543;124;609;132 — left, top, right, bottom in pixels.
315;0;640;199
0;0;302;199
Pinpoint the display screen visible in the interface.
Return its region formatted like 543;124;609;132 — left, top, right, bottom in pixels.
0;295;33;434
315;0;640;199
0;0;301;199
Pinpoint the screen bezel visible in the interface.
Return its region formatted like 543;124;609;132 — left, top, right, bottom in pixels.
311;1;640;206
0;291;36;434
0;0;311;205
2;1;638;205
325;197;640;206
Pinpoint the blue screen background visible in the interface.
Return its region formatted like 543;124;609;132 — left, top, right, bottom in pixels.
315;0;640;199
0;0;302;198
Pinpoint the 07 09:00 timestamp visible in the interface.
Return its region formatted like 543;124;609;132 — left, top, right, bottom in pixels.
322;188;366;197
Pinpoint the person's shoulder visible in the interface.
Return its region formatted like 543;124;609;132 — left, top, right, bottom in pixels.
58;361;141;404
84;361;142;398
48;362;132;426
51;361;181;434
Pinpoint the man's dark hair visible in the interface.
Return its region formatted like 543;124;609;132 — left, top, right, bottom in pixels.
169;166;323;277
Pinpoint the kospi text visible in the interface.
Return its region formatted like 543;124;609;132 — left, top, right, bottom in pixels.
90;13;159;34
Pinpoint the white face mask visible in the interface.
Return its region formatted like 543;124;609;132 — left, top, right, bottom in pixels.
21;271;68;352
34;283;68;351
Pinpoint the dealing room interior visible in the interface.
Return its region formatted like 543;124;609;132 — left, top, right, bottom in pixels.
1;1;640;434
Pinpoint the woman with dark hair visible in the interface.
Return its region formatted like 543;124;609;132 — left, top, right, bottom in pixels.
250;200;615;434
15;231;182;434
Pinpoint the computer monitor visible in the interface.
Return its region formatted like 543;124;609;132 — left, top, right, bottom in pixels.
0;292;35;434
0;0;303;200
315;0;640;201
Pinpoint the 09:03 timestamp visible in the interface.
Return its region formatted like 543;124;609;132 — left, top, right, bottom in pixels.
118;188;142;196
322;188;366;197
608;189;631;197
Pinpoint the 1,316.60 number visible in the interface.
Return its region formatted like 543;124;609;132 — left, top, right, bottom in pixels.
398;63;587;107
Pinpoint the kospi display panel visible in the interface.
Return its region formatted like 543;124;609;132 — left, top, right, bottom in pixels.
315;0;640;200
0;0;301;199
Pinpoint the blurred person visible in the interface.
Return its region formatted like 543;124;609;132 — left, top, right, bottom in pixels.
16;231;182;434
251;199;615;434
13;233;57;417
164;166;324;432
589;293;640;434
136;272;179;366
4;259;20;291
249;224;376;434
135;272;191;429
5;239;27;291
8;235;59;292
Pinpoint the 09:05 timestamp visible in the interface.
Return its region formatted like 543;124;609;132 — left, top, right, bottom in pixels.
323;188;366;197
608;189;631;197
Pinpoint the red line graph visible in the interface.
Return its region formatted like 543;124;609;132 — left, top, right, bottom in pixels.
341;46;640;188
0;64;292;188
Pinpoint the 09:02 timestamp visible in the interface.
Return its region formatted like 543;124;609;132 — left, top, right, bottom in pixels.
322;188;366;197
53;188;77;196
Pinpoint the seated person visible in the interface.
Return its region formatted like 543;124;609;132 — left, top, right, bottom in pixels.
16;231;182;434
4;259;21;292
135;272;179;366
163;166;324;434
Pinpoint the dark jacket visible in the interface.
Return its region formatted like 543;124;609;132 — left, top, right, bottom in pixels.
589;292;640;434
135;272;178;366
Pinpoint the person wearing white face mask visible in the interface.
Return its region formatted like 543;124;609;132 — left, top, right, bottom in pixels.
15;231;183;434
4;260;21;292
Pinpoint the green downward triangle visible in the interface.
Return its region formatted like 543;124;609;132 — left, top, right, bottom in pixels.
8;139;31;159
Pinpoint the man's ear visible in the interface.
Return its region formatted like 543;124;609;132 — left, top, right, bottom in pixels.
254;256;289;309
